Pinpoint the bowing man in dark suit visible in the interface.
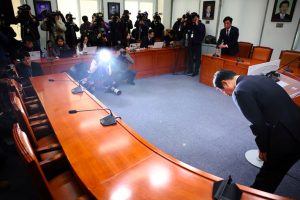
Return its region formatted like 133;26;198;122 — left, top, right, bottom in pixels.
140;29;155;48
213;70;300;193
216;16;239;56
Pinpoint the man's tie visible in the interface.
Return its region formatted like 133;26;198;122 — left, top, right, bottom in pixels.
226;29;229;36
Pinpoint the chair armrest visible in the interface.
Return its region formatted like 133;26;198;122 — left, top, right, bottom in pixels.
35;143;61;154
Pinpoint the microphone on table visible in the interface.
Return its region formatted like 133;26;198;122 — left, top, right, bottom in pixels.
68;108;120;126
48;78;84;94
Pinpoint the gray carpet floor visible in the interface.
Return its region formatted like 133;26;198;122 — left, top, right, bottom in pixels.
94;74;300;199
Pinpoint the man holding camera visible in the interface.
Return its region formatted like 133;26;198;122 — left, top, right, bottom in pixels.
41;11;67;44
65;13;79;48
150;12;164;41
15;4;40;50
112;46;136;85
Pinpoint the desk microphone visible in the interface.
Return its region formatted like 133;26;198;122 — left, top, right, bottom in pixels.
48;79;84;94
236;57;243;63
68;108;119;126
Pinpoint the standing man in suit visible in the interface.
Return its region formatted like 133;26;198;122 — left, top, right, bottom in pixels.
216;16;239;56
213;70;300;193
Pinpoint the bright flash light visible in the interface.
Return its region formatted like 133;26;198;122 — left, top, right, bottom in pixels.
98;49;111;62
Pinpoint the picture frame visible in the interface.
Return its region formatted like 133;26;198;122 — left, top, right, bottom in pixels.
107;2;120;19
271;0;297;22
33;1;52;21
202;1;215;20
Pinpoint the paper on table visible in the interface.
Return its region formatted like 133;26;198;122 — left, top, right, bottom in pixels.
277;80;289;88
290;91;300;98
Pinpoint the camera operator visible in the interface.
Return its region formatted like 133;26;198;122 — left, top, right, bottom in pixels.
121;10;133;33
133;11;149;41
120;10;133;43
88;48;121;95
185;12;206;77
80;16;91;37
112;46;136;85
0;13;21;64
65;13;79;48
41;11;67;44
15;4;40;50
90;13;110;47
109;15;123;46
150;12;164;41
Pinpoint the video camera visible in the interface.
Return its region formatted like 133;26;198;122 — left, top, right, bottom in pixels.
17;4;31;20
121;10;131;22
93;12;104;24
66;13;76;22
153;12;162;23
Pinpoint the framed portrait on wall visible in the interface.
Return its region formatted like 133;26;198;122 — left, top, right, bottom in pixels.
271;0;297;22
33;1;52;21
202;1;215;20
108;2;120;19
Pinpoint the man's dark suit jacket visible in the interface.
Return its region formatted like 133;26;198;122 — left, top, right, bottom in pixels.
140;36;154;48
233;75;300;157
217;26;239;56
272;13;291;21
16;62;44;86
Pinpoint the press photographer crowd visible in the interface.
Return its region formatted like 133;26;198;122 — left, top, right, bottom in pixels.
1;3;208;99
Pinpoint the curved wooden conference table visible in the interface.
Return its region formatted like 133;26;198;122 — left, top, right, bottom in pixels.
30;73;290;200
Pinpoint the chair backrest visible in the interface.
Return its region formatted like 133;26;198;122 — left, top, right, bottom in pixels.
9;79;31;116
12;123;52;200
9;92;39;148
279;50;300;74
251;46;273;62
237;42;253;58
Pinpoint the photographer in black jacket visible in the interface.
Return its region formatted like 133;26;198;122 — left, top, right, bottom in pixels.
15;4;40;50
65;13;79;48
150;12;164;41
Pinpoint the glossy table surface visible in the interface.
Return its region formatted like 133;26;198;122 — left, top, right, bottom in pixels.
30;73;290;199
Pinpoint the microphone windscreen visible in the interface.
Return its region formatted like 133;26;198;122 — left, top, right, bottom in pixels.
68;110;78;114
48;79;55;82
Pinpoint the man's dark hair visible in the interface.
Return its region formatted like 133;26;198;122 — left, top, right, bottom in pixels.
279;0;289;8
82;15;88;22
223;16;233;23
213;70;236;89
20;51;30;60
55;35;65;43
23;36;33;43
148;29;154;34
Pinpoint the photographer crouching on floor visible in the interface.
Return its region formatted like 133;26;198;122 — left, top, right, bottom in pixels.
87;46;136;95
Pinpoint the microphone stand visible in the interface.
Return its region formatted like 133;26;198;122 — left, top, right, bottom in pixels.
48;78;84;94
68;108;120;126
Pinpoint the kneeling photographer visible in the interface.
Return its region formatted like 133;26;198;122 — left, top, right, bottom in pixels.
112;46;136;85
